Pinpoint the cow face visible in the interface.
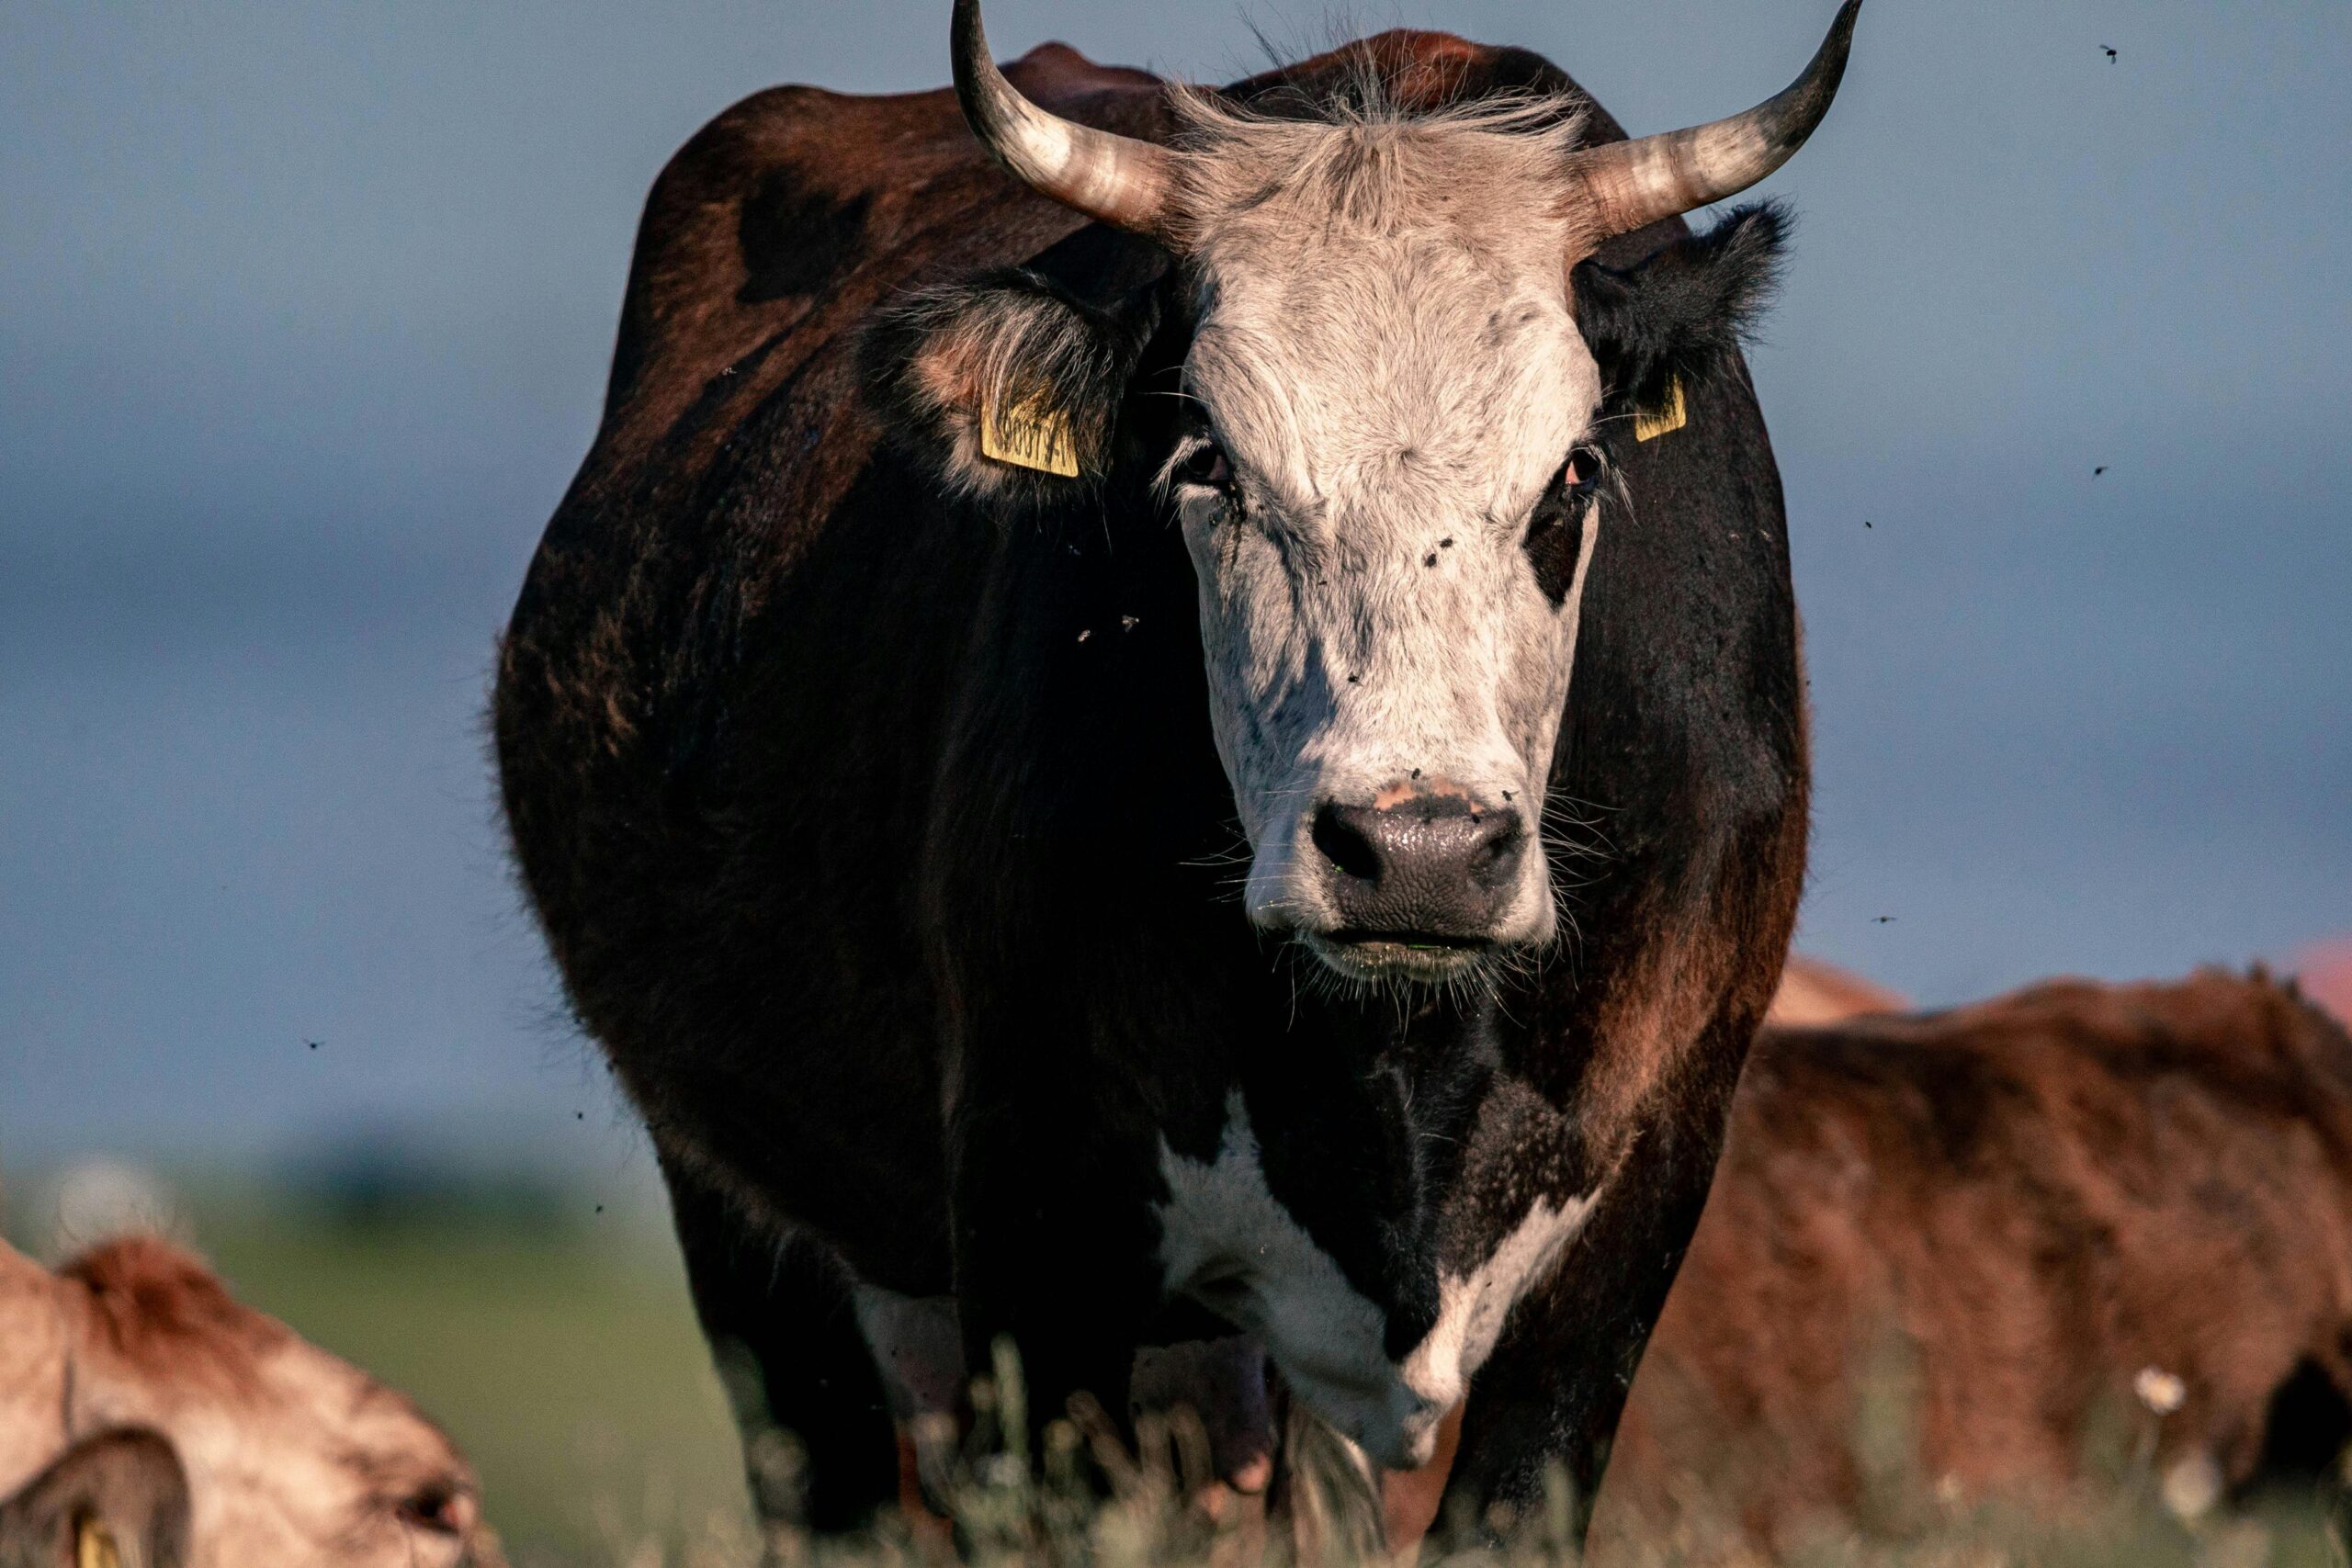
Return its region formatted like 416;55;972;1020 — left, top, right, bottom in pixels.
874;179;1785;984
917;0;1851;984
1163;107;1611;983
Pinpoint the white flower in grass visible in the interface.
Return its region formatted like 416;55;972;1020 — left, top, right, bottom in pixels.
2160;1451;2222;1521
2135;1365;2187;1416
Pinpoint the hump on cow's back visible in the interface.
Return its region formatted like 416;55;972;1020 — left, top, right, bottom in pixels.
600;43;1175;426
0;1428;189;1568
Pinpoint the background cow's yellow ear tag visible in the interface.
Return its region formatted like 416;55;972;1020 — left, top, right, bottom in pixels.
1634;378;1688;443
979;383;1080;477
76;1517;122;1568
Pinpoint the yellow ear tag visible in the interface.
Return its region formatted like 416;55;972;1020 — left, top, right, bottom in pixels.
979;382;1080;478
76;1517;122;1568
1633;378;1687;443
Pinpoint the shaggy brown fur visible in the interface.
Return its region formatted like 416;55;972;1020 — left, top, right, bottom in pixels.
1593;970;2352;1553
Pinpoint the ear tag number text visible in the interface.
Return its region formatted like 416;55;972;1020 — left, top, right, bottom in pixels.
980;383;1080;477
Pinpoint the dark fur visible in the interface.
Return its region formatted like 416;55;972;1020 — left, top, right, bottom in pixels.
1574;202;1790;424
493;31;1811;1540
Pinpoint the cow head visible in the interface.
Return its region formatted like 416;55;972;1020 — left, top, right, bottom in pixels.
1;1236;502;1568
881;1;1856;985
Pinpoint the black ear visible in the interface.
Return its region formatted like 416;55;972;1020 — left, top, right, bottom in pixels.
1571;202;1789;423
862;260;1162;507
0;1427;191;1568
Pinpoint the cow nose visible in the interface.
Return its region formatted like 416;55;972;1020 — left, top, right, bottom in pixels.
1310;792;1527;941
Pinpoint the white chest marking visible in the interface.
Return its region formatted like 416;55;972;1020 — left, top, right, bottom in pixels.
1397;1194;1596;1415
1156;1091;1596;1468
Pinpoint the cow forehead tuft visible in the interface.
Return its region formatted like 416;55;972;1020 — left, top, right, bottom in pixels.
1172;85;1599;259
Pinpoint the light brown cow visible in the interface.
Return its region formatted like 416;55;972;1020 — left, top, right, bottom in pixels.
2292;936;2352;1032
1594;968;2352;1554
0;1234;502;1568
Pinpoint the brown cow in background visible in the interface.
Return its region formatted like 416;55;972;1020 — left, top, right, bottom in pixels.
0;1234;502;1568
1592;968;2352;1554
1766;954;1907;1028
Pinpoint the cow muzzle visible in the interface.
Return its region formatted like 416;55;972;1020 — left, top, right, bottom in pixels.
1280;780;1542;981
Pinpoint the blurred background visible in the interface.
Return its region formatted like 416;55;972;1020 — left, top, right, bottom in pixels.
2;0;2345;1559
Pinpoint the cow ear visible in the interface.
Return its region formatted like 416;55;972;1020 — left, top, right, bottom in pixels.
863;266;1161;504
0;1427;191;1568
1572;201;1788;426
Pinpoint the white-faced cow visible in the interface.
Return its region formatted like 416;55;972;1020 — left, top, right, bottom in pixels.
494;0;1861;1540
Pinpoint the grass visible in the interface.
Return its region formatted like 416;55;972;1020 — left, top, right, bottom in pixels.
204;1218;748;1564
10;1172;2346;1568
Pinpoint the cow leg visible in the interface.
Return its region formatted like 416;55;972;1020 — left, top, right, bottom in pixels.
946;1078;1169;1470
1440;1166;1716;1547
662;1161;900;1535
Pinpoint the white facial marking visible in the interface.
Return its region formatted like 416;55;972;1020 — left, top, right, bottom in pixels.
1162;99;1617;975
1157;1092;1595;1469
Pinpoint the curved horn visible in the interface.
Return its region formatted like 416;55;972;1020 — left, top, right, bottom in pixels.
1568;0;1861;242
951;0;1182;243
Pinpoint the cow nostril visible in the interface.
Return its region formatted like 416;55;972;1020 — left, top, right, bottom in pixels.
1468;812;1527;886
1311;802;1383;882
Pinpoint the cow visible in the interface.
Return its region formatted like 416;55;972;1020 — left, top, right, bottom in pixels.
1577;969;2352;1556
0;1235;501;1568
1767;954;1907;1028
492;0;1863;1540
2293;937;2352;1031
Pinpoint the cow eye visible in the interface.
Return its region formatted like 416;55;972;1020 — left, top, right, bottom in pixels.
1172;439;1234;494
1562;446;1602;496
396;1483;468;1536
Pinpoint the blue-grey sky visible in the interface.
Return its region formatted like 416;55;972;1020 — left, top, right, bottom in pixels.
3;0;2346;1165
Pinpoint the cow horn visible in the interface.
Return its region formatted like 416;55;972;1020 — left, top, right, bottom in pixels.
951;0;1182;243
1567;0;1861;242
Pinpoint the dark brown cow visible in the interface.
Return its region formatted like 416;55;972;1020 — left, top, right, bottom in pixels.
0;1235;500;1568
1588;970;2352;1553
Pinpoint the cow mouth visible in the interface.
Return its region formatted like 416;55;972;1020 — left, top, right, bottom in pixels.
1302;929;1495;984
